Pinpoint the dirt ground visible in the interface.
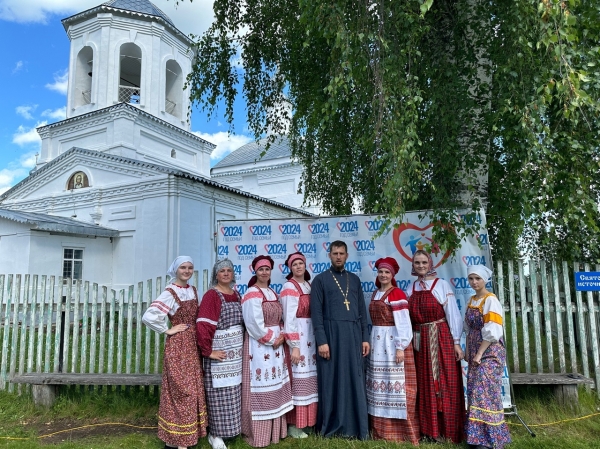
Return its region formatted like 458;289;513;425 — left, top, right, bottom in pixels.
33;418;157;444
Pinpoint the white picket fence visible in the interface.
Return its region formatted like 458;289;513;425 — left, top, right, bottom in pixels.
496;260;600;395
0;271;207;392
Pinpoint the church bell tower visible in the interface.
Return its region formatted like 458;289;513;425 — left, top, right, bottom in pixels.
62;0;193;130
34;0;214;177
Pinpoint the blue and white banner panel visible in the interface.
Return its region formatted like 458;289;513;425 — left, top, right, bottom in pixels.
217;211;511;408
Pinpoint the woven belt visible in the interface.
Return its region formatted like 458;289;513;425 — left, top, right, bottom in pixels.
419;317;446;412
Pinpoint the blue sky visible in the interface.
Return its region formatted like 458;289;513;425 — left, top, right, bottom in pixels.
0;0;252;194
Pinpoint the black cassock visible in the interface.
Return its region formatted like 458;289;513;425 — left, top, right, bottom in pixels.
310;268;369;439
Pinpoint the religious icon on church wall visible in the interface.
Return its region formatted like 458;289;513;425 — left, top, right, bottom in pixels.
67;171;90;190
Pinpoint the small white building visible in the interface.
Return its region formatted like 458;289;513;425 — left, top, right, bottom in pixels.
0;0;311;288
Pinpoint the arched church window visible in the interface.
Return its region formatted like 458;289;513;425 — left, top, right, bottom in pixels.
74;46;93;108
118;43;142;105
67;172;90;190
171;149;177;158
165;60;183;119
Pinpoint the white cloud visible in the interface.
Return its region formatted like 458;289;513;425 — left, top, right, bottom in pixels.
12;60;23;74
0;0;215;35
0;168;26;194
12;121;47;147
193;131;252;162
0;151;38;194
41;106;67;121
15;105;38;120
46;70;69;95
0;0;99;23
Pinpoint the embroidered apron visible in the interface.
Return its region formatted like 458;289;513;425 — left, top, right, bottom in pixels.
248;287;293;420
211;288;244;388
288;279;318;406
367;289;408;419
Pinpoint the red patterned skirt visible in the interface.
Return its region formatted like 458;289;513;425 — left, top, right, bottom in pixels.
369;342;420;445
158;331;208;447
286;402;317;428
240;333;289;447
414;320;464;443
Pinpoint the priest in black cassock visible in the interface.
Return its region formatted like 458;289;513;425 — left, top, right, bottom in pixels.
310;240;370;439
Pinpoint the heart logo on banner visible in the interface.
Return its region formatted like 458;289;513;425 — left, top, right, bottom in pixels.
392;222;452;268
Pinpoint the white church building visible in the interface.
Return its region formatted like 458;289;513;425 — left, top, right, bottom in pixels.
0;0;312;289
211;136;321;215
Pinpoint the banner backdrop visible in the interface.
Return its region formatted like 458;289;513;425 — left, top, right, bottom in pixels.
217;211;512;408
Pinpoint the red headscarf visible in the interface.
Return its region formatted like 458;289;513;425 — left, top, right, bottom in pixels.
411;250;437;289
285;251;311;281
248;255;275;287
375;257;400;288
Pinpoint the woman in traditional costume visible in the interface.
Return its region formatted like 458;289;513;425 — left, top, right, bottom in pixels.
241;255;293;447
465;264;511;449
408;250;465;443
142;256;207;449
280;252;318;438
366;257;420;445
197;259;244;449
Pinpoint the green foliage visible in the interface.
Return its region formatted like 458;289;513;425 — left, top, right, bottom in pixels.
186;0;600;262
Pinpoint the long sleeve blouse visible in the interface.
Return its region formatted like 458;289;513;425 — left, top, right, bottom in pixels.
373;288;413;350
196;288;240;357
464;293;504;343
280;280;310;349
410;278;463;344
142;284;198;334
241;287;280;345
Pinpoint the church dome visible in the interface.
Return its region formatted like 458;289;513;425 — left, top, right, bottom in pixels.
62;0;181;33
101;0;175;27
212;137;292;170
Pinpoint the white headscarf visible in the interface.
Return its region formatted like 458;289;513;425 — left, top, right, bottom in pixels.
467;264;493;282
167;256;194;280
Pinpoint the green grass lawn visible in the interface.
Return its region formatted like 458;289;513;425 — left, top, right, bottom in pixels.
0;385;599;448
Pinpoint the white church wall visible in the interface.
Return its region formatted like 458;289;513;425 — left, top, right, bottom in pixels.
29;233;113;283
213;165;321;214
37;107;211;177
1;171;309;290
0;221;32;274
0;219;113;282
133;195;172;283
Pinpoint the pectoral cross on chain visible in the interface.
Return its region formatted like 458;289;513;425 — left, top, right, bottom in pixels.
331;269;350;312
